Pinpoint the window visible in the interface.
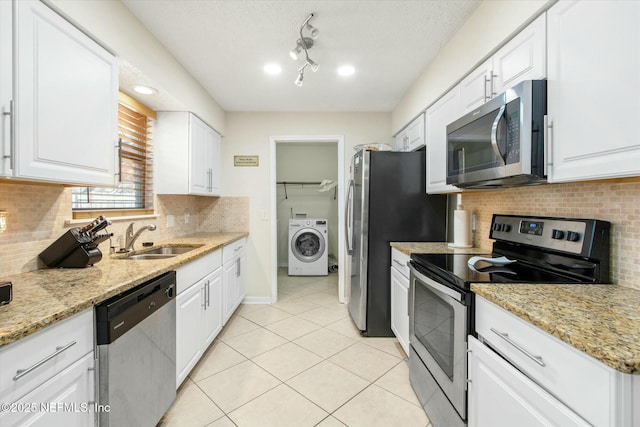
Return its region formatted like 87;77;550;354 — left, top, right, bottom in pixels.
72;92;155;217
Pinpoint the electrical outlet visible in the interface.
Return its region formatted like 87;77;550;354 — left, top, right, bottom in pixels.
184;213;190;224
167;215;175;228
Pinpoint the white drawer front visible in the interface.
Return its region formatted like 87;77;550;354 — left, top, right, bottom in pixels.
0;309;94;404
223;237;246;263
390;248;410;278
475;296;618;427
176;249;222;294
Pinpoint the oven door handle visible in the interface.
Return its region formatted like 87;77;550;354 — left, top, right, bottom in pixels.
409;263;467;304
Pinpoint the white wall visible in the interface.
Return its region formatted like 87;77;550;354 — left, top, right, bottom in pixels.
47;0;226;134
392;0;553;134
276;143;339;267
222;112;391;299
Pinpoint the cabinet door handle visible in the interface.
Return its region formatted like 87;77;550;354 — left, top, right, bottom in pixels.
484;75;491;102
489;72;498;98
116;137;122;182
3;100;14;170
236;257;240;277
13;341;77;381
544;116;553;176
206;280;211;308
490;328;545;367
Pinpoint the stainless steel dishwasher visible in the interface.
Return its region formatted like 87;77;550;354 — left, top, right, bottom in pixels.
95;271;176;427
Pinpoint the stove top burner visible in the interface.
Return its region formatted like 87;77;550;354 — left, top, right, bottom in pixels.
410;253;586;291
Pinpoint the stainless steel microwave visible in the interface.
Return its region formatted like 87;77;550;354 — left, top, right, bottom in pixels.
446;80;547;189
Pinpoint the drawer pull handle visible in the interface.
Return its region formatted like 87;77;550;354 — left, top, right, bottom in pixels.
392;259;405;268
13;341;77;381
490;328;545;367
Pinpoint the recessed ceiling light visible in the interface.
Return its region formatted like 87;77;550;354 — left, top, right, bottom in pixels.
337;65;355;77
263;63;282;75
133;85;158;95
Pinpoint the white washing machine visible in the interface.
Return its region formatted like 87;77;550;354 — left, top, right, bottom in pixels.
288;218;328;276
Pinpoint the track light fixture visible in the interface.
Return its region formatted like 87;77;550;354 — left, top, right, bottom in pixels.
290;13;319;86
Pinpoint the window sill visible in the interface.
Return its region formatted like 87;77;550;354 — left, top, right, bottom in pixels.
66;212;158;226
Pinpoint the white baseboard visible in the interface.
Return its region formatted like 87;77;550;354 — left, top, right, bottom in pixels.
241;296;272;305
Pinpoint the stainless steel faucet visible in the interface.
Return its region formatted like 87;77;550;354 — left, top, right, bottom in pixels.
125;223;157;251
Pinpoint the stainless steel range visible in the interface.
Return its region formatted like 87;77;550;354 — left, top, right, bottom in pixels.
408;214;611;427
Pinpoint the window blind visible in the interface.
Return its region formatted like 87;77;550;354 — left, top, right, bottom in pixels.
72;94;154;211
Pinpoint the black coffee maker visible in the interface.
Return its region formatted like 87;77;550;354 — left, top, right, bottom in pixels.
39;216;113;268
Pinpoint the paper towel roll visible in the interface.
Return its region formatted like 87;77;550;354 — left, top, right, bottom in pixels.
452;209;472;248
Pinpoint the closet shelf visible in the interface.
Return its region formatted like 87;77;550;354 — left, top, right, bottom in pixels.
277;181;336;200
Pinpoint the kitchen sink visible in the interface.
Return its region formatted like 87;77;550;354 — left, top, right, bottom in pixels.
139;246;201;255
119;244;203;260
124;254;178;260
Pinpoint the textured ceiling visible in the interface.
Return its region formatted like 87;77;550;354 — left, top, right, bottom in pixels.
121;0;481;112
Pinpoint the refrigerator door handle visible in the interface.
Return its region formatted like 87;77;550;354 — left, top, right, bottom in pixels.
345;179;355;255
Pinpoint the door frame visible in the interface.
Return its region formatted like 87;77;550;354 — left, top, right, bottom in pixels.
269;135;346;303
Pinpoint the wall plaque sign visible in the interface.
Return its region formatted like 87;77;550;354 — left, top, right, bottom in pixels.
234;156;259;167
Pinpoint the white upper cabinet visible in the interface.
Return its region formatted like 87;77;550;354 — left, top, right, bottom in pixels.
546;0;640;182
0;1;11;177
395;114;425;152
1;0;118;185
460;14;546;113
460;58;494;113
425;85;462;194
155;112;221;196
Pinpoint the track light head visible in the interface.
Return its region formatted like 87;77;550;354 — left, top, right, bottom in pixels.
295;71;304;87
307;59;319;72
306;23;319;39
289;44;302;60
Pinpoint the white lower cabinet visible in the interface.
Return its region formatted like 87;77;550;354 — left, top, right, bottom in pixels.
0;309;95;427
390;248;410;355
468;336;589;427
202;270;223;348
223;238;247;324
473;295;639;427
176;250;223;386
1;353;95;427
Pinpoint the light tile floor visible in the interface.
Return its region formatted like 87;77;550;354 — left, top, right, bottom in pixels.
158;269;431;427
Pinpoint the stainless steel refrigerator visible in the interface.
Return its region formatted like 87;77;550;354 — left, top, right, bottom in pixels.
346;149;447;337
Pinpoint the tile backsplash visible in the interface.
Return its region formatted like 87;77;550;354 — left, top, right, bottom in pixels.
0;182;248;276
462;178;640;290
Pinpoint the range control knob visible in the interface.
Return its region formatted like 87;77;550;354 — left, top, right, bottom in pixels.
551;229;565;240
566;231;580;242
492;223;502;232
502;224;512;232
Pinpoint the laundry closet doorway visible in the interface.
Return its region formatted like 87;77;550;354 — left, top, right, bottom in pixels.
269;136;346;304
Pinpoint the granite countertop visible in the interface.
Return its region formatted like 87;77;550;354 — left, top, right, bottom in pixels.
390;241;490;256
473;284;640;375
0;232;247;348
